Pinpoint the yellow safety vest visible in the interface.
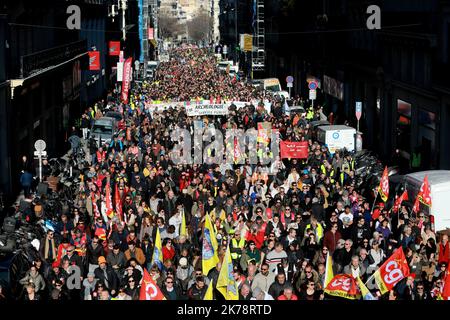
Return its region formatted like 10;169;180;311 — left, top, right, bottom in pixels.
231;238;246;260
306;223;324;242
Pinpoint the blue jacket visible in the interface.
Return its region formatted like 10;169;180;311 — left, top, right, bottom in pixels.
20;171;33;187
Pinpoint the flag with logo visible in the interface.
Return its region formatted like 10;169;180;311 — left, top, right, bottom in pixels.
324;274;361;300
356;276;376;300
393;189;408;213
217;243;239;300
105;183;114;219
151;227;163;270
369;247;410;294
418;175;432;207
378;166;389;202
323;252;334;289
88;51;100;70
139;269;166;300
109;41;120;56
114;184;123;222
202;214;219;276
203;281;214;300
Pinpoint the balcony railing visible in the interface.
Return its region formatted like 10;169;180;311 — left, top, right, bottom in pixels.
20;40;87;78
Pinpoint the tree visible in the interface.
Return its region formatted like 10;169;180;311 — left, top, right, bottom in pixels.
187;9;213;43
159;11;184;40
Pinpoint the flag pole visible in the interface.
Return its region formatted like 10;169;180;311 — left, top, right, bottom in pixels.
370;187;379;216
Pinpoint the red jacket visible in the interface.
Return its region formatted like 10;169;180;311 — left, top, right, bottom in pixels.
439;242;450;265
323;230;342;253
162;246;176;261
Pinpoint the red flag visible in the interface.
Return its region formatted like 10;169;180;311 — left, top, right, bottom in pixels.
393;190;408;213
443;265;450;300
378;167;389;202
324;274;361;300
105;183;114;219
139;269;166;300
412;196;421;213
114;184;123;222
91;192;100;218
109;41;120;56
280;141;309;159
418;175;432;207
373;247;410;294
88;51;100;70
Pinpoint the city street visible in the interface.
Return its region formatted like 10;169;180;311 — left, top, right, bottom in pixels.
0;0;450;305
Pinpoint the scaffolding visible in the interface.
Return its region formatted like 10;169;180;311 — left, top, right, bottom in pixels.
252;0;265;72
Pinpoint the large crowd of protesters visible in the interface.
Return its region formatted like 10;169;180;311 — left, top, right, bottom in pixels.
7;46;450;301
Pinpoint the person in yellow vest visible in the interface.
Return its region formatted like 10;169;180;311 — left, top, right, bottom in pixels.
320;161;336;184
304;217;324;243
230;230;246;262
306;107;315;120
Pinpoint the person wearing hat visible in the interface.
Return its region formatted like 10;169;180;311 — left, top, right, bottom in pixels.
94;256;119;296
82;272;97;300
226;230;242;260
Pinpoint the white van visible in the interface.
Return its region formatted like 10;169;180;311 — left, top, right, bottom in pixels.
404;170;450;232
261;78;289;99
317;125;356;154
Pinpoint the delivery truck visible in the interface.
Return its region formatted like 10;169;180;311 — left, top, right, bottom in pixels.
317;125;356;154
403;170;450;232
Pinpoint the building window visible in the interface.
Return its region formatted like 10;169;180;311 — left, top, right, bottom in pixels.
396;99;411;156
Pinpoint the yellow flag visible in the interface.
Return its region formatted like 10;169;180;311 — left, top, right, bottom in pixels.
151;227;163;270
202;214;219;276
324;252;334;288
180;211;188;238
356;276;376;300
203;281;214;300
216;243;239;300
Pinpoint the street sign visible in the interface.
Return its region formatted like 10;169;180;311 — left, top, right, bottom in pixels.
309;89;317;100
34;151;47;157
287;82;293;88
223;45;228;55
286;76;294;83
308;81;318;90
355;101;362;120
34;139;46;152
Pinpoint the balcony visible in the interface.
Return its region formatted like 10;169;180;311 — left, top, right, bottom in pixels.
20;40;87;78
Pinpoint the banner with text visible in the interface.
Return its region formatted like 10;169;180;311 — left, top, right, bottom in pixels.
121;57;133;104
185;104;229;116
280;141;309;159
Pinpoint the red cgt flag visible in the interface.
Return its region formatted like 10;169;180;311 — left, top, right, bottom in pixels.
378;166;389;202
372;247;410;294
393;190;408;213
139;269;166;300
114;184;123;222
418;175;432;207
324;274;361;300
88;51;100;70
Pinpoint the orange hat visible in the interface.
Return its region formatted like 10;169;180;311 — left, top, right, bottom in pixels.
98;256;107;264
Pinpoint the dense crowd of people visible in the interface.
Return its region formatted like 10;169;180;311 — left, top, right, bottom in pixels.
7;46;450;301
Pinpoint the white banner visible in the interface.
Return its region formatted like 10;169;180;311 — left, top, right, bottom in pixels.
186;104;229;116
117;62;124;82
